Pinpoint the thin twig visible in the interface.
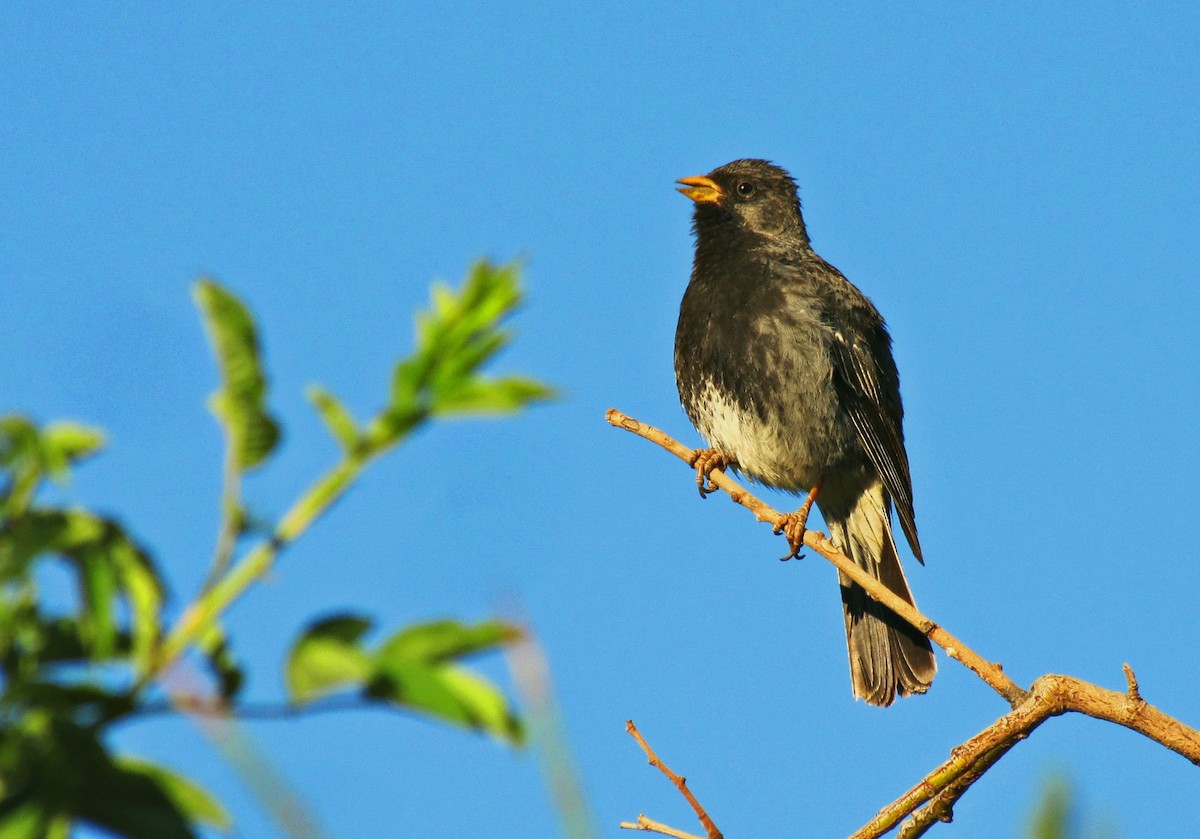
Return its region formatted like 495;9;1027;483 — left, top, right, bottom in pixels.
622;720;722;839
152;454;370;681
203;427;244;593
605;407;1026;706
127;694;375;722
1123;662;1143;703
619;815;705;839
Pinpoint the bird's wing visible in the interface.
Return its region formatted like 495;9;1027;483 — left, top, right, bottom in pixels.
827;327;923;563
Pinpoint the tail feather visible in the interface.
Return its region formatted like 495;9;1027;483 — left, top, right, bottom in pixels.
825;480;935;707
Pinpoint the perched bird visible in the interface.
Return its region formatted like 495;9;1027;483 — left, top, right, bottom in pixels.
674;158;935;706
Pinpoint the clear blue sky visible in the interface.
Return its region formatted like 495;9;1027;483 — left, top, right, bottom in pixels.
3;3;1199;837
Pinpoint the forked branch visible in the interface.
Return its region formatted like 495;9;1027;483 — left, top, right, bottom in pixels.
620;720;721;839
607;407;1200;837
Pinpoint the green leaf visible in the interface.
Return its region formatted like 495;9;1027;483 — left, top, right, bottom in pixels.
193;280;281;471
39;423;105;482
0;509;164;670
75;761;197;839
78;551;118;657
0;416;43;472
371;259;552;452
285;614;374;703
282;614;523;744
369;618;524;745
118;758;231;832
368;661;523;745
0;800;53;839
108;535;165;676
0;416;105;514
1;714;197;839
1;615;88;675
306;386;359;453
377;619;521;666
432;375;556;417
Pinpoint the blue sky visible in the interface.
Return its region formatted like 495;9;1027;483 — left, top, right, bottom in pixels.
3;3;1199;837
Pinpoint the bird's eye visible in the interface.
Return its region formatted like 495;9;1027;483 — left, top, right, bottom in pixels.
736;181;756;198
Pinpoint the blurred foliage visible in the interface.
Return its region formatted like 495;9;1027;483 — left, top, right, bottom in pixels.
0;261;549;837
1028;776;1119;839
193;280;281;472
286;616;523;743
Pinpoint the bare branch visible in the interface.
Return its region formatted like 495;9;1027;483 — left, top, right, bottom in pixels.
609;407;1200;836
622;720;722;839
619;814;706;839
863;669;1200;837
606;407;1026;705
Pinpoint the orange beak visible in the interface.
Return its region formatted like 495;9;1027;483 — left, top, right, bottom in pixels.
676;175;723;204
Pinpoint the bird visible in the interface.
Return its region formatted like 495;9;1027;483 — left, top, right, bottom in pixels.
673;158;935;706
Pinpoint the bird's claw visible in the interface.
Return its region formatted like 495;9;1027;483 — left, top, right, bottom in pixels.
774;512;808;561
689;448;732;498
774;485;820;561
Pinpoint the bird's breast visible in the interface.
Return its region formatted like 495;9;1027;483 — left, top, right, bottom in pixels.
675;282;858;490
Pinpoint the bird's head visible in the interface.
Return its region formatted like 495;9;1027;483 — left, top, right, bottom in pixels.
676;159;809;247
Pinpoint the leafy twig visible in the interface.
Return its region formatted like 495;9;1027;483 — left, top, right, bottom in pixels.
193;280;281;593
150;262;552;684
155;456;369;677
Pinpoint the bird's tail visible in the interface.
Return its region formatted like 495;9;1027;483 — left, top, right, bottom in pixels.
826;480;936;707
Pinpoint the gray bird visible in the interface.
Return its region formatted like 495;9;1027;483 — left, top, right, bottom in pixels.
673;158;935;706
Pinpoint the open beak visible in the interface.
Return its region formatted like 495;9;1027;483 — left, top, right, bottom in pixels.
676;175;723;205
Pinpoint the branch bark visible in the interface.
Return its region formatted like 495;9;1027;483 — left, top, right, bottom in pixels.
607;407;1200;836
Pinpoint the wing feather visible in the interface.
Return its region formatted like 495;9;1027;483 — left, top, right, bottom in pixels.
828;328;923;563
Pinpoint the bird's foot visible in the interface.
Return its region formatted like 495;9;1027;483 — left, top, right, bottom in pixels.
688;448;733;498
774;484;821;561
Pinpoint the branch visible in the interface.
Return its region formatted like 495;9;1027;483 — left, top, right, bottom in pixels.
605;408;1025;705
202;423;245;593
864;666;1200;838
608;407;1200;835
620;720;721;839
130;693;377;722
620;815;706;839
152;454;370;680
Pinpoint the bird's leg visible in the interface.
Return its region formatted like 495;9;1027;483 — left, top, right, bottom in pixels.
774;483;821;561
688;448;733;498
